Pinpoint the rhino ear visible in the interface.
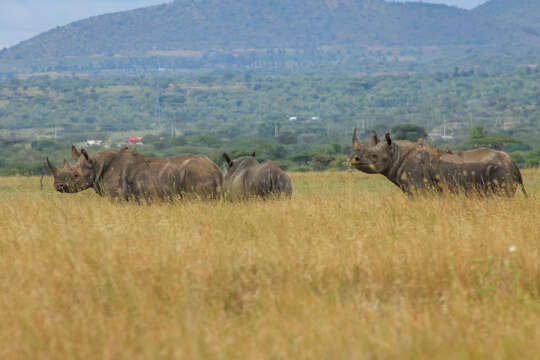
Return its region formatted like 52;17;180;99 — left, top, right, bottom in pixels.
81;148;90;162
371;131;379;146
385;133;392;146
352;128;360;149
222;153;232;167
71;145;81;160
251;151;256;158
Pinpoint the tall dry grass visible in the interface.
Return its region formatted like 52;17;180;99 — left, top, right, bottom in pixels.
0;170;539;359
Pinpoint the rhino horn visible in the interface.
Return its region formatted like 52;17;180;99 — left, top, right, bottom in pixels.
71;145;81;160
352;128;360;149
46;157;59;176
63;159;71;169
371;131;379;146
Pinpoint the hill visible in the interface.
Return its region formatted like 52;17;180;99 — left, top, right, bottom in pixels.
473;0;540;36
0;0;537;71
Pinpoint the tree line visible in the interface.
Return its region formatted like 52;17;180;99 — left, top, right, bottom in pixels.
0;68;539;174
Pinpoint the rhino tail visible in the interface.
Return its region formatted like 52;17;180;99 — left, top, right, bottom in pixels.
213;171;224;199
264;171;288;198
520;181;528;197
267;173;278;198
514;167;527;197
277;172;292;198
507;161;527;197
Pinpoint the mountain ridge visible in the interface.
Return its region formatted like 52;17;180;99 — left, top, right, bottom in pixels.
0;0;538;70
473;0;540;35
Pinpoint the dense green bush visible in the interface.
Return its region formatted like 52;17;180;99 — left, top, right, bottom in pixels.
391;124;428;141
0;69;540;174
141;134;159;144
1;70;538;143
466;126;528;151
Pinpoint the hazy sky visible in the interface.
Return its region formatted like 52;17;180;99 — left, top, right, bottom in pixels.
0;0;169;49
0;0;489;49
389;0;488;8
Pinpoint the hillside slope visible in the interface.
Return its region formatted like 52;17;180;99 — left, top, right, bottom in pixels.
473;0;540;35
0;0;528;61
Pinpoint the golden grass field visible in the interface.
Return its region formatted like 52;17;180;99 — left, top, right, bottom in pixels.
0;170;539;359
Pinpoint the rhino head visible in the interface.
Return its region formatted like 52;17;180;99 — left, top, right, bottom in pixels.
47;148;96;193
349;128;393;174
222;152;257;174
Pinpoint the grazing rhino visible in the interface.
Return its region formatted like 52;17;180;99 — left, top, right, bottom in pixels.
349;129;526;197
47;147;223;201
222;152;292;200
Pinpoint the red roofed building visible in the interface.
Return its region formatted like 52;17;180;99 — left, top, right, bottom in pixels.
128;136;142;144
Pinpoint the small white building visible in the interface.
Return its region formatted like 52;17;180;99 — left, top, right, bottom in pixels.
84;139;103;147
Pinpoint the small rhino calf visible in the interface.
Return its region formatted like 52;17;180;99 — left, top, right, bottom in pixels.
222;152;292;200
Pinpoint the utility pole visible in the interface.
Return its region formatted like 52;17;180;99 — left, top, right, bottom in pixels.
51;109;57;141
156;88;161;129
443;116;447;137
158;96;161;129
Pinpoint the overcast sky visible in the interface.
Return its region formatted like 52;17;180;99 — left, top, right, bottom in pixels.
388;0;488;8
0;0;169;49
0;0;489;49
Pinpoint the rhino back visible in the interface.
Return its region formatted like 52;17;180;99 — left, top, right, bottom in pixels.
223;166;249;200
144;154;222;199
250;161;292;198
431;148;521;194
176;155;223;199
97;152;222;200
223;160;291;199
384;143;438;194
95;151;144;199
376;141;522;196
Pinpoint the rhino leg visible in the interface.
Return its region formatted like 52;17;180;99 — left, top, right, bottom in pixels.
484;165;517;196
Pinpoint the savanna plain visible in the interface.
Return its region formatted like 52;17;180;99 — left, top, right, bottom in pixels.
0;170;539;359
